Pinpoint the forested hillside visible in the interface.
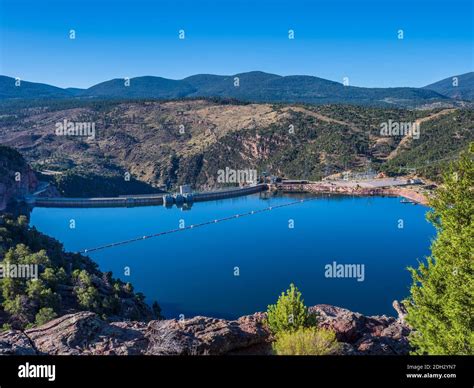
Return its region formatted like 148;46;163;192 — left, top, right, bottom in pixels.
0;99;472;195
0;213;158;330
2;71;472;107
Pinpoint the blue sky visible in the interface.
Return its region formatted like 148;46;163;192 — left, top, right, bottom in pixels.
0;0;472;88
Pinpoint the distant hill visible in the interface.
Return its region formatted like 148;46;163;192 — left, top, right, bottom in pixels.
85;76;197;99
423;72;474;100
184;72;451;106
0;76;72;99
0;71;472;107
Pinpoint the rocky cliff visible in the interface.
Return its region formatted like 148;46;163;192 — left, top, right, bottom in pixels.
0;302;410;356
0;145;38;210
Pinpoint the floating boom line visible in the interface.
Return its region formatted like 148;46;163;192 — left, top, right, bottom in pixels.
78;197;315;254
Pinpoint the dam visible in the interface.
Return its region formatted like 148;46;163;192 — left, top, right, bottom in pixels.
29;184;268;208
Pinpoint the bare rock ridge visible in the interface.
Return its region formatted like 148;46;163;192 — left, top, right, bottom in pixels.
0;303;411;355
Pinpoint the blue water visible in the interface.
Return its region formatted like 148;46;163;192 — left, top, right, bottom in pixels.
29;194;435;319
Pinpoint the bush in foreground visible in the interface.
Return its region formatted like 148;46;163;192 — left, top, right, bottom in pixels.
266;283;316;335
272;327;341;355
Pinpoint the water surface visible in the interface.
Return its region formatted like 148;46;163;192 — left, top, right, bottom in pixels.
30;194;434;319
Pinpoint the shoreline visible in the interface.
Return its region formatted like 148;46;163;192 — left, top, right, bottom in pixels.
277;182;430;205
21;179;431;210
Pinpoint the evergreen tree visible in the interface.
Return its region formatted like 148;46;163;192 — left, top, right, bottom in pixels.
406;150;473;355
35;307;57;326
266;283;316;334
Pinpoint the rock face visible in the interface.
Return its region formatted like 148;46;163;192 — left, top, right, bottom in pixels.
0;145;38;210
0;303;411;356
310;304;411;355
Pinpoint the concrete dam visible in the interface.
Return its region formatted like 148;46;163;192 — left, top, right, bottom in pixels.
30;184;268;208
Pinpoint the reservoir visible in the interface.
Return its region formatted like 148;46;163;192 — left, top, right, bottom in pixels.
29;193;435;319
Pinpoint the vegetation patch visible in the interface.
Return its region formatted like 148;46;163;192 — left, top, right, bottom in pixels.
405;149;473;355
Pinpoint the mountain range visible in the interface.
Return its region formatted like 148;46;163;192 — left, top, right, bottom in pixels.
1;71;473;107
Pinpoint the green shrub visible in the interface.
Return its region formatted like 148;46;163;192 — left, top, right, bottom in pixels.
41;267;67;288
3;294;26;316
26;279;60;309
266;283;316;335
75;285;100;310
72;269;100;310
35;307;57;326
272;327;341;355
1;323;12;331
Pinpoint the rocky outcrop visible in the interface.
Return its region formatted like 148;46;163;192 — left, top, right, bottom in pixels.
0;145;38;210
0;303;411;356
0;312;270;355
310;304;411;355
392;300;408;324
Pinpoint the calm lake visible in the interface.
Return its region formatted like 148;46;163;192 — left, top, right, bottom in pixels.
30;193;435;319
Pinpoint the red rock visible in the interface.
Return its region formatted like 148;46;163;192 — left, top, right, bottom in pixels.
0;302;411;355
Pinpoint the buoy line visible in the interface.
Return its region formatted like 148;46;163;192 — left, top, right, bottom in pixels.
78;197;315;254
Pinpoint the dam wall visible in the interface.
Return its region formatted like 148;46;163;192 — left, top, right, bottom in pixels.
32;184;268;208
193;184;267;202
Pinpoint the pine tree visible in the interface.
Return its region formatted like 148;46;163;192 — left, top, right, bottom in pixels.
266;283;316;334
35;307;57;326
406;149;473;355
